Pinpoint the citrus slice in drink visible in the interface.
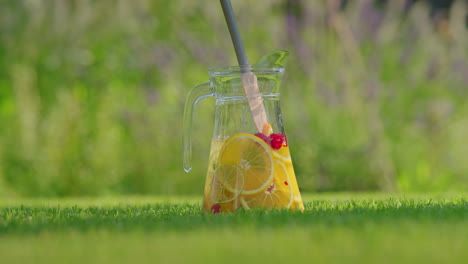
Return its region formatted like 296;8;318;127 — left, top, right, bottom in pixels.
291;196;305;212
272;147;292;163
210;164;244;204
240;160;293;209
218;133;274;195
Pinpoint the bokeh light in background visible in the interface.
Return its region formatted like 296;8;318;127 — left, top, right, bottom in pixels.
0;0;466;197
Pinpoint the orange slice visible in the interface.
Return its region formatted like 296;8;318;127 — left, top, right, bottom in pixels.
262;123;273;136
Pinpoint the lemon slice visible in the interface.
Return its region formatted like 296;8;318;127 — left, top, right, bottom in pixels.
272;147;292;163
292;196;305;212
218;133;274;195
240;160;293;209
210;164;244;204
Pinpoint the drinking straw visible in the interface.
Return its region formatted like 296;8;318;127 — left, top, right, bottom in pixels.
220;0;268;133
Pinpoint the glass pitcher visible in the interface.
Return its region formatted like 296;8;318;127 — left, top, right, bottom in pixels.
183;66;304;213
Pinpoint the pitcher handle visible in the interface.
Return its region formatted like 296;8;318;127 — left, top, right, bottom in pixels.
183;81;213;172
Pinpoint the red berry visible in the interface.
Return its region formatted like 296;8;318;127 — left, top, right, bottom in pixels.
269;133;283;150
254;133;270;144
210;204;221;214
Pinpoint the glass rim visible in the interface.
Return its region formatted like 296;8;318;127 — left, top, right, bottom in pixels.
208;66;285;77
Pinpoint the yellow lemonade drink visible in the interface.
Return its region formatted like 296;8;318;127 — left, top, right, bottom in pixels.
203;132;304;213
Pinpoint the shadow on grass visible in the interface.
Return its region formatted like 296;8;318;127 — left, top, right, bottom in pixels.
1;198;466;234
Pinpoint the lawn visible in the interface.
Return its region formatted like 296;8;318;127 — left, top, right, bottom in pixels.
0;193;467;264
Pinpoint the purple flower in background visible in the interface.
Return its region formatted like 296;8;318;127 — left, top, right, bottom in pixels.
359;0;384;40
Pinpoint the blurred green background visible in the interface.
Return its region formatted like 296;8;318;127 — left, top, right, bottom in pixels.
0;0;466;197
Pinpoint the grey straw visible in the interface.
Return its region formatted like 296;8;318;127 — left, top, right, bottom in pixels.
220;0;250;72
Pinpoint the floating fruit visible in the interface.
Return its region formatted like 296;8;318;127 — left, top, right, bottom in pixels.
218;133;274;195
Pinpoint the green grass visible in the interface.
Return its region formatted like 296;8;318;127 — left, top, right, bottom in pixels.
1;193;467;263
0;1;467;196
